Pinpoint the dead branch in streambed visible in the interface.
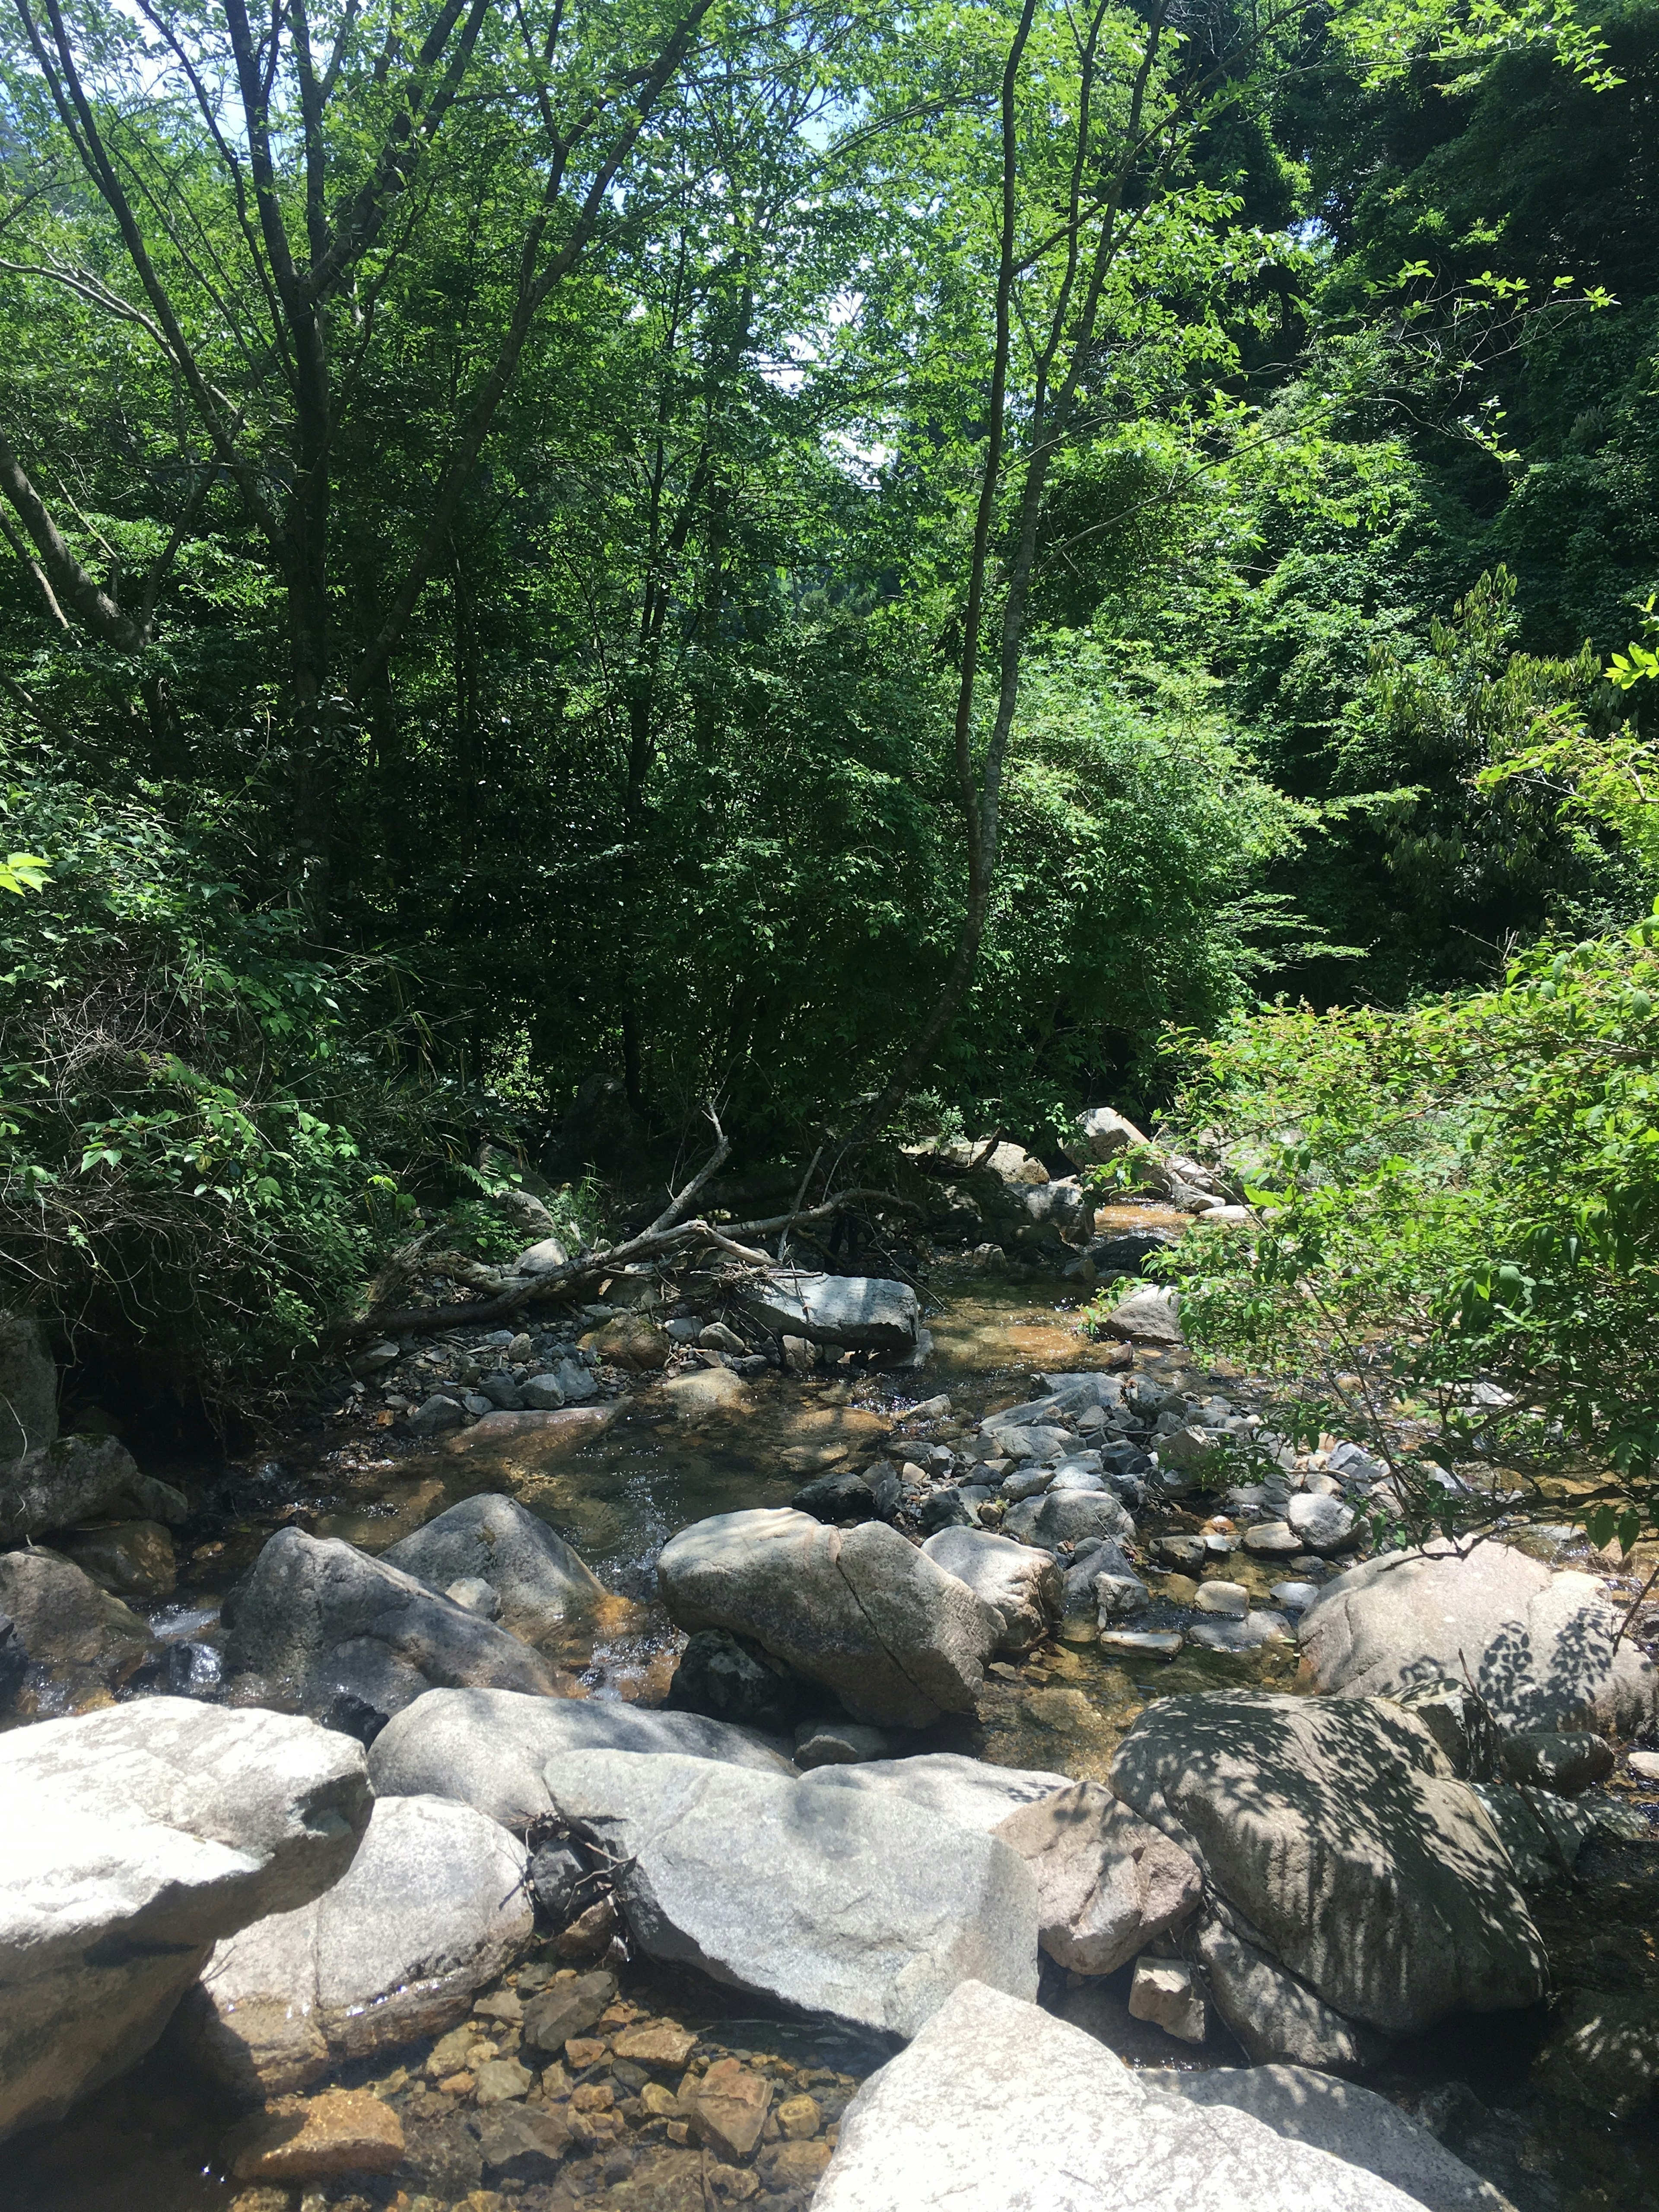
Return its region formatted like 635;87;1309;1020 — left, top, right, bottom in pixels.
330;1122;916;1347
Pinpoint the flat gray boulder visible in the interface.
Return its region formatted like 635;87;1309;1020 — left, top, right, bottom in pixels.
657;1508;999;1728
222;1527;557;1726
921;1528;1062;1653
184;1793;532;2097
1299;1542;1658;1734
368;1685;792;1830
992;1780;1201;1975
381;1492;605;1631
741;1271;920;1355
1002;1487;1134;1553
799;1752;1068;1832
0;1699;369;2143
1152;2064;1515;2212
811;1978;1423;2212
0;1432;149;1544
1111;1692;1547;2043
544;1749;1038;2039
1099;1285;1182;1344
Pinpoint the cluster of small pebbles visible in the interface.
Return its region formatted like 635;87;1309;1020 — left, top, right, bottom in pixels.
223;1951;864;2212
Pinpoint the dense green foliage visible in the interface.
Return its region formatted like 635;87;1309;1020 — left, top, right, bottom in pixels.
0;0;1655;1392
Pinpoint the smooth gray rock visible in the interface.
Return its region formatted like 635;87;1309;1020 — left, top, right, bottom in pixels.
1195;1918;1392;2071
185;1792;532;2096
1299;1542;1659;1733
1062;1107;1151;1168
0;1432;149;1544
1500;1728;1615;1796
992;1780;1201;1975
657;1508;999;1729
1153;2064;1516;2211
0;1546;154;1668
543;1749;1039;2038
1003;1487;1134;1553
381;1492;604;1630
0;1310;56;1462
0;1700;369;2143
811;1978;1424;2212
741;1271;920;1355
921;1527;1062;1654
1110;1692;1548;2040
799;1752;1068;1832
980;1424;1074;1464
369;1685;792;1830
1468;1781;1606;1885
222;1528;557;1726
794;1718;892;1767
1288;1491;1360;1553
1099;1285;1182;1344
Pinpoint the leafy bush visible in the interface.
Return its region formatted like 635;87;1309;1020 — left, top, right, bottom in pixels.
0;754;465;1385
1162;915;1659;1547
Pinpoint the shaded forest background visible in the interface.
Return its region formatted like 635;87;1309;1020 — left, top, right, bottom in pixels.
0;0;1655;1388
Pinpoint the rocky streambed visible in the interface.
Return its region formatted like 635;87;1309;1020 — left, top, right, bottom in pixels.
4;1227;1659;2212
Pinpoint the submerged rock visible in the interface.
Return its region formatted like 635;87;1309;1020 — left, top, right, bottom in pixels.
368;1684;791;1830
222;1527;557;1728
381;1491;605;1630
183;1792;532;2097
657;1507;999;1729
0;1699;369;2143
544;1748;1039;2037
811;1978;1424;2211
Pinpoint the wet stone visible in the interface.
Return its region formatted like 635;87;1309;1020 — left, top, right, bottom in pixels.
691;2059;774;2161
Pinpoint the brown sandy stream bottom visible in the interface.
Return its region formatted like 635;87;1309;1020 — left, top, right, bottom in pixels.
10;1268;1659;2212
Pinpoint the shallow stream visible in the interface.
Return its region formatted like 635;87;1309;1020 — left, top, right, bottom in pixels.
11;1236;1659;2212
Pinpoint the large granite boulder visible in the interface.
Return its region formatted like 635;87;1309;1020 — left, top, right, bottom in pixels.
657;1508;999;1729
1111;1693;1548;2053
811;1979;1423;2212
740;1272;920;1356
798;1753;1068;1832
183;1793;533;2097
920;1528;1062;1654
0;1432;151;1545
1298;1542;1658;1734
0;1700;369;2143
1153;2065;1514;2212
221;1528;557;1728
544;1749;1038;2039
369;1685;792;1830
1062;1107;1151;1169
381;1492;605;1630
992;1780;1201;1975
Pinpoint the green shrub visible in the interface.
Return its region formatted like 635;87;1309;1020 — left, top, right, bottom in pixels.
1161;915;1659;1547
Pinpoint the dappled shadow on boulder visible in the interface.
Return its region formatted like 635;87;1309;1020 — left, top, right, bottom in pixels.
1111;1692;1548;2041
